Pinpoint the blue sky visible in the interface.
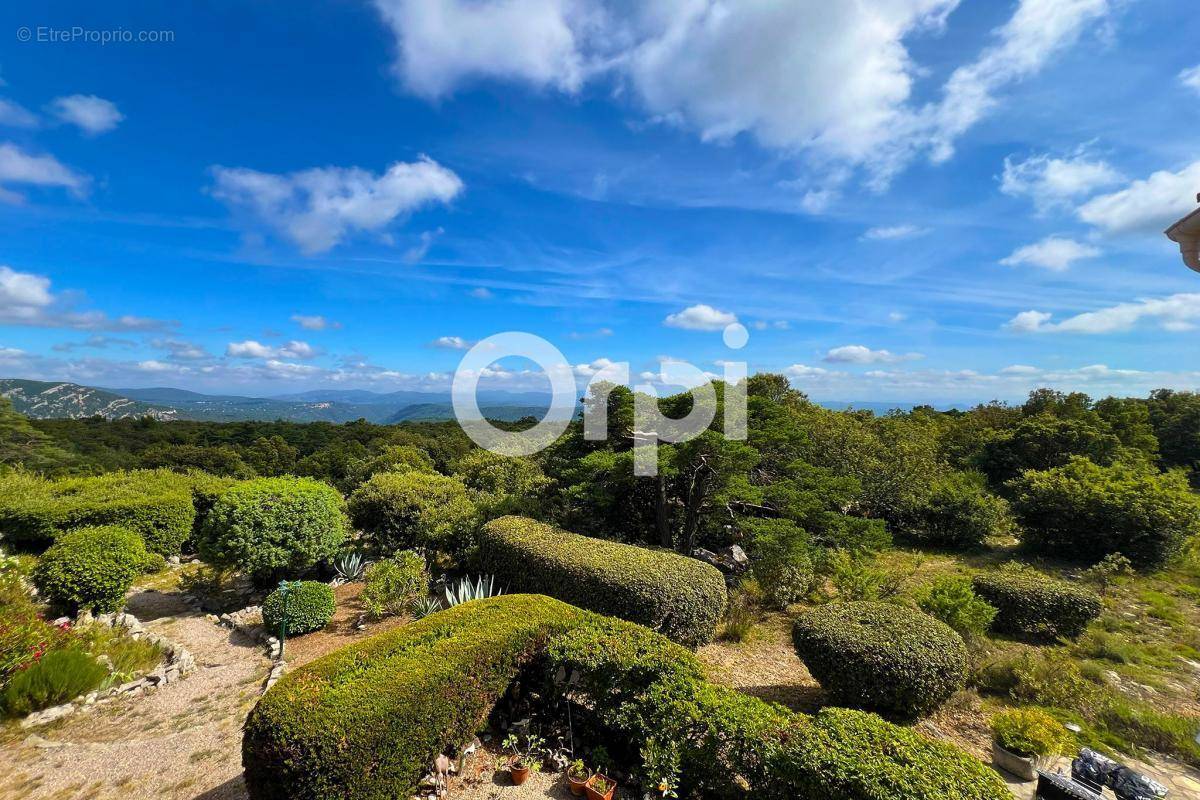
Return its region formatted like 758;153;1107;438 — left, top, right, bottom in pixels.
1;0;1199;404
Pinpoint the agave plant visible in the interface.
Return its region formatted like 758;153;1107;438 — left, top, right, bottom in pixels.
409;595;443;619
332;551;367;582
444;574;503;607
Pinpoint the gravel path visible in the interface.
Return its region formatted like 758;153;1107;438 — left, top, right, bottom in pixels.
0;589;271;800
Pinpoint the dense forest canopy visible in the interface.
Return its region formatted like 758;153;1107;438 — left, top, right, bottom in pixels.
5;380;1200;570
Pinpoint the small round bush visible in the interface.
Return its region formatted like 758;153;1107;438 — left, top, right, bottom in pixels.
261;580;335;636
33;525;148;614
197;477;347;583
792;601;968;720
972;564;1101;640
917;575;998;640
360;551;429;618
348;471;476;555
991;707;1073;758
745;518;813;609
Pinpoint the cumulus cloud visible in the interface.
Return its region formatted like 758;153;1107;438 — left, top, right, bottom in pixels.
1077;160;1200;235
0;142;87;200
823;344;924;364
1000;148;1123;211
372;0;1109;185
0;265;170;331
48;95;124;135
0;98;38;128
153;338;211;361
291;314;341;331
663;303;737;331
573;357;617;377
1005;293;1200;334
429;335;475;350
862;224;929;241
785;364;833;377
1180;64;1200;96
210;156;463;253
1000;236;1100;271
226;339;319;359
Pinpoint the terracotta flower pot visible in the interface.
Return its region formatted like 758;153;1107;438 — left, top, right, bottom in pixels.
511;763;531;785
585;773;616;800
567;772;589;796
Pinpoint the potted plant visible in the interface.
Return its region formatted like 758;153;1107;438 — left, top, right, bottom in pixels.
503;733;545;786
566;758;590;796
991;707;1074;781
585;773;617;800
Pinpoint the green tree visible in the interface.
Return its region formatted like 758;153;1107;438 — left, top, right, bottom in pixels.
244;435;299;476
0;397;75;473
348;471;477;555
980;414;1122;488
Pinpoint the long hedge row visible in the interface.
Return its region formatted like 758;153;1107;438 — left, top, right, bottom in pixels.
243;595;1009;800
0;470;198;555
474;516;727;647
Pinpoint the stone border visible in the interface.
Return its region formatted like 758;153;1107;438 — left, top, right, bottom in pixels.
191;601;287;692
19;610;196;729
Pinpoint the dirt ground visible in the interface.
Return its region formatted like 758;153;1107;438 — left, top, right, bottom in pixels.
281;581;411;668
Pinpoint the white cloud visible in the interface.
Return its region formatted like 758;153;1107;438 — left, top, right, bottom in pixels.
663;303;737;331
136;359;177;373
152;338;211;361
226;339;319;359
1000;236;1100;271
862;224;929;240
573;357;616;377
1179;64;1200;96
1077;160;1200;235
888;311;908;323
1000;364;1041;375
0;98;38;128
48;95;123;135
751;320;790;331
469;287;494;300
403;226;444;263
371;0;586;99
0;265;168;331
1006;293;1200;334
291;314;341;331
1000;149;1123;211
785;364;832;377
374;0;1108;185
210;156;463;253
568;327;614;339
429;335;475;350
823;344;924;364
0;142;87;199
927;0;1112;163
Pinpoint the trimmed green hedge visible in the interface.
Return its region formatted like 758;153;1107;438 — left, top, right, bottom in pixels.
973;566;1101;640
243;595;581;800
32;525;148;613
243;595;1008;800
475;516;728;648
791;602;968;720
197;477;348;582
0;470;196;556
262;581;335;636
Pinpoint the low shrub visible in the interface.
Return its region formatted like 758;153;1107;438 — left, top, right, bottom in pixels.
348;471;477;555
917;575;997;640
1008;457;1200;569
197;477;348;583
33;526;149;614
243;594;1007;800
991;707;1073;758
475;516;727;648
0;470;196;556
972;564;1101;640
261;581;335;636
791;601;968;719
243;595;582;800
897;471;1014;549
744;519;813;609
359;552;428;618
2;646;107;717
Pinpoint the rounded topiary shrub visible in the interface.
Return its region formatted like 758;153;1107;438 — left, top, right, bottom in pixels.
197;477;348;583
261;580;335;636
348;471;477;555
475;516;728;648
972;565;1101;640
791;601;968;720
32;525;148;614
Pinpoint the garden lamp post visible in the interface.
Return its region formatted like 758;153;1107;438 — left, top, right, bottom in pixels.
1165;193;1200;273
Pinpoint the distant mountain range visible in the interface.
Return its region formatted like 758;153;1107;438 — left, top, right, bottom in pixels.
2;378;960;424
1;379;559;423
